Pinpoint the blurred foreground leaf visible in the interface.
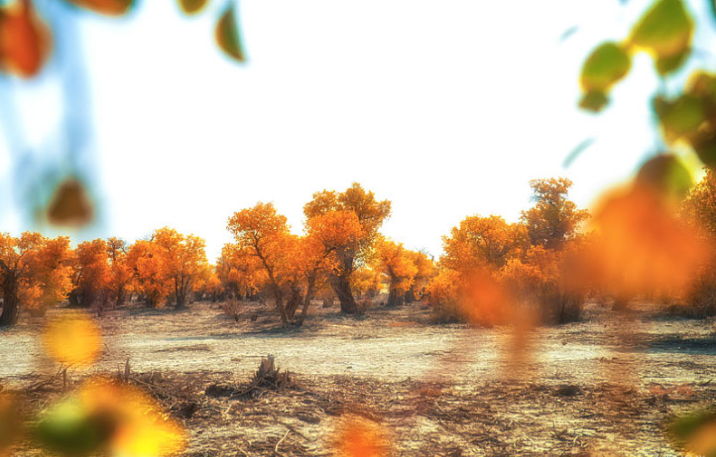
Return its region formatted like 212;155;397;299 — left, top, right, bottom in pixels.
0;0;51;78
667;408;716;457
630;0;693;74
215;4;246;62
41;314;102;367
635;154;692;200
35;399;114;456
332;415;391;457
0;393;23;457
177;0;209;15
64;0;134;16
47;179;94;227
579;42;631;112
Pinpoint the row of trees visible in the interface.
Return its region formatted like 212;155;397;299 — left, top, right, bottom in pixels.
0;183;436;327
5;172;714;328
425;163;716;325
0;227;209;326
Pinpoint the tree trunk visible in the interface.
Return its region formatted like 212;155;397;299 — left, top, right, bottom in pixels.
298;276;316;325
0;277;19;327
285;286;302;320
272;286;288;324
175;278;186;308
387;287;405;307
405;287;416;304
331;274;357;314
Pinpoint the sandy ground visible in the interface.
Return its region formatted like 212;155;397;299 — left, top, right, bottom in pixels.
2;300;716;456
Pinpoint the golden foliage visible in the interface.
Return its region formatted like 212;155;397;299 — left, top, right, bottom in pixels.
0;232;73;323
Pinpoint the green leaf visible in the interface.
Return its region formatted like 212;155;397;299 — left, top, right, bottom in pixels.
630;0;693;60
215;5;246;62
579;91;609;113
635;154;692;199
689;130;716;168
177;0;209;15
580;42;632;93
654;94;706;141
35;400;116;456
656;49;689;75
666;408;716;457
687;71;716;106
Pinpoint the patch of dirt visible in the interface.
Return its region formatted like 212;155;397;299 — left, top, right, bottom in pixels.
1;300;715;455
6;368;712;456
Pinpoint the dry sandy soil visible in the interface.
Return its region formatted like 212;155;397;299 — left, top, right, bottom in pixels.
2;300;716;456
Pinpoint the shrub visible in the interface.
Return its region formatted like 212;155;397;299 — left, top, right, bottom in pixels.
219;298;242;323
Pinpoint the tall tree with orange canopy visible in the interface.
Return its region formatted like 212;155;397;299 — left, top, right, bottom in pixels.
106;237;131;307
71;238;111;310
304;183;391;314
226;202;295;324
375;238;419;307
152;227;208;308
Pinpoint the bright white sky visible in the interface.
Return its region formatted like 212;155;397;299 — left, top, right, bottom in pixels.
1;0;714;261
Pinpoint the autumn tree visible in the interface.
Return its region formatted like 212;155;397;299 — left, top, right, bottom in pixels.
442;215;527;273
126;239;171;308
194;265;222;302
303;183;391;314
405;250;435;303
152;227;208;308
217;243;266;300
106;237;131;307
0;232;73;326
681;168;716;238
375;238;418;307
428;215;526;324
71;239;111;310
351;266;382;300
521;178;589;250
293;210;364;323
226;202;295;324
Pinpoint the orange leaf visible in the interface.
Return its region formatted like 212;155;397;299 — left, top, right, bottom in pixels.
0;0;51;78
332;416;391;457
64;0;134;16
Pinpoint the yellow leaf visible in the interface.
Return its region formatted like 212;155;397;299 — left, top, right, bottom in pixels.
41;314;102;366
177;0;209;15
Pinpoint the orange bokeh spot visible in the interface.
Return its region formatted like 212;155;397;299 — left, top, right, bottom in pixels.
588;185;712;297
332;416;391;457
41;314;102;367
459;269;514;327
